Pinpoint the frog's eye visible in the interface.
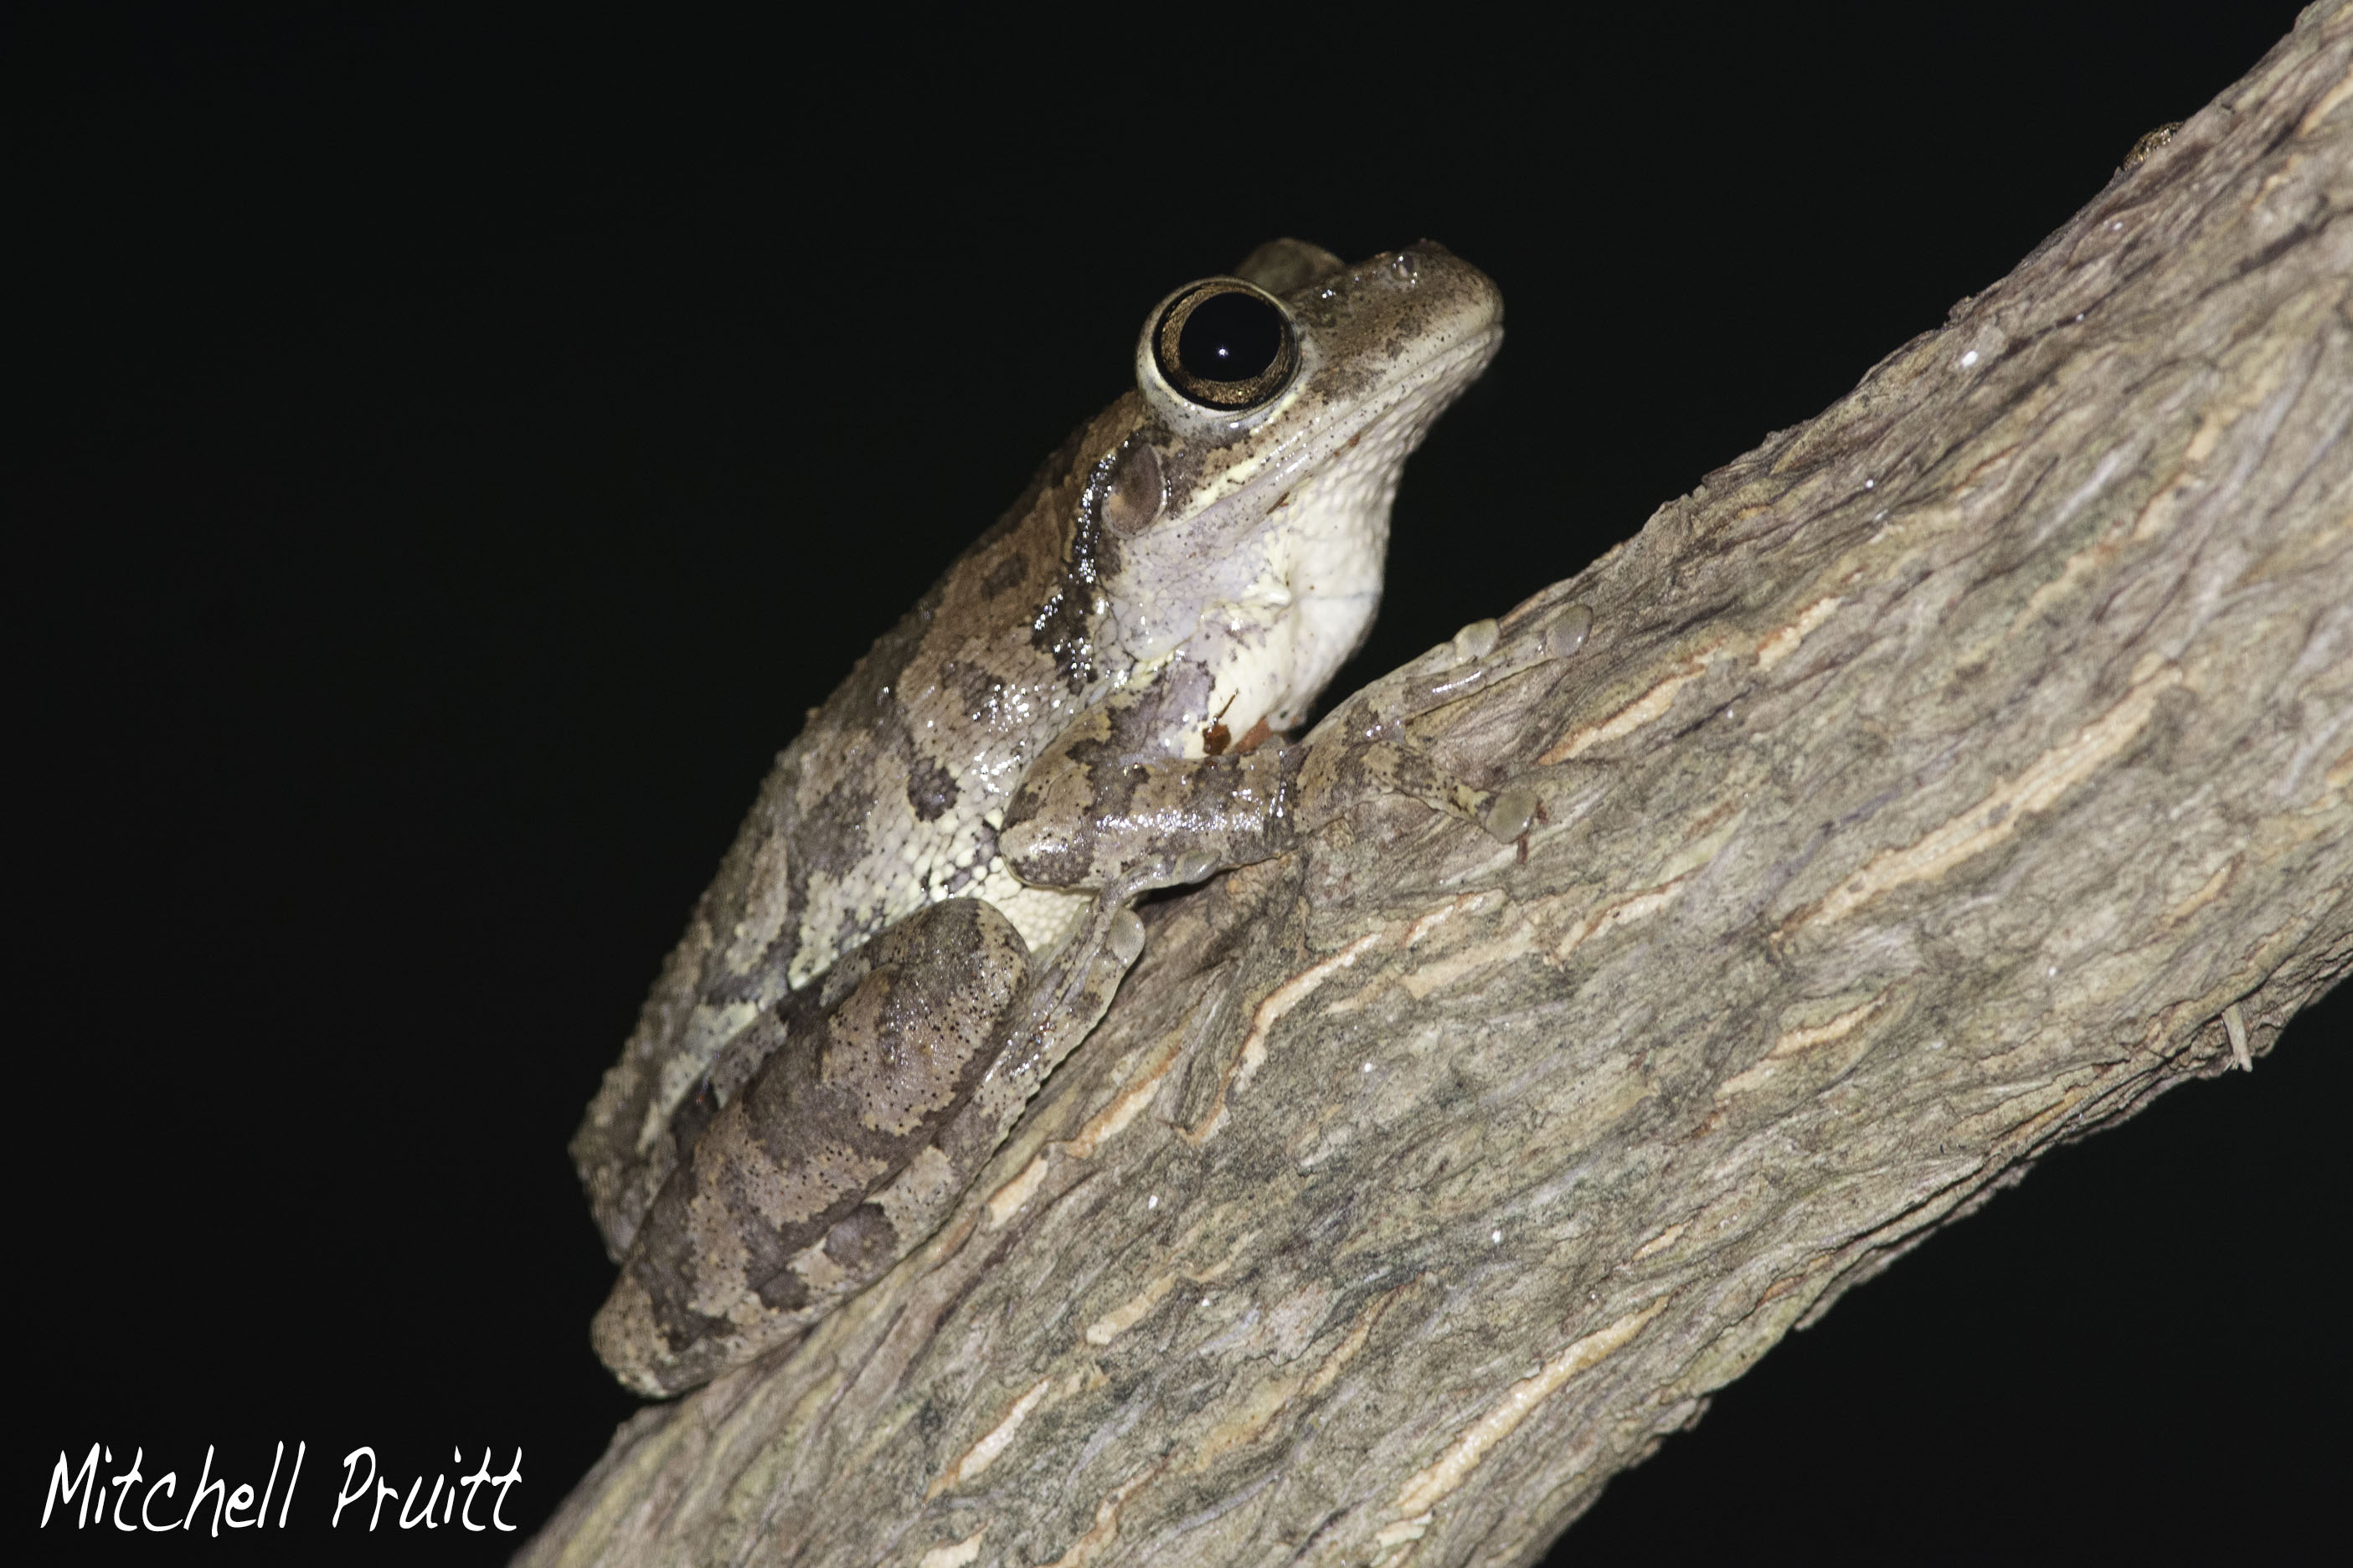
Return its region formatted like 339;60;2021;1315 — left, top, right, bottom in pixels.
1149;280;1298;411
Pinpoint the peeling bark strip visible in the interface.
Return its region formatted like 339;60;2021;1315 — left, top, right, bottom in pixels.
523;9;2351;1565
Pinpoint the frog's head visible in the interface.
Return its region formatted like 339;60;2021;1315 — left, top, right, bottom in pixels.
1081;239;1504;735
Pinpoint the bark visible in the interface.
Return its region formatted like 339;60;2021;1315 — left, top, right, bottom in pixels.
522;8;2350;1565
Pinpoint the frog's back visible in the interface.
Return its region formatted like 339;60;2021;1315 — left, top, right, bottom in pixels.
569;410;1117;1259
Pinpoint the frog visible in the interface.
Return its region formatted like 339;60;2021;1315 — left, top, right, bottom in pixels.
574;239;1514;1397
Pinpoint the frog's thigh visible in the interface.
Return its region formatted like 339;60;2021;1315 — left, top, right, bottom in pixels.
593;897;1031;1397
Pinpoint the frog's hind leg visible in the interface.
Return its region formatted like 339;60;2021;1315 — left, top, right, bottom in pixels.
595;897;1044;1396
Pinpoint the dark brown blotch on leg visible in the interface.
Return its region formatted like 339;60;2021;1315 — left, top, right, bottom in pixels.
823;1206;899;1276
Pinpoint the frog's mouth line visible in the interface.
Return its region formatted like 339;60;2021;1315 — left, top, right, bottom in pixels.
1232;321;1506;512
1351;323;1506;435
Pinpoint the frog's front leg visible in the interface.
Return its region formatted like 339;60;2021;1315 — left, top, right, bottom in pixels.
1000;607;1592;916
999;714;1302;900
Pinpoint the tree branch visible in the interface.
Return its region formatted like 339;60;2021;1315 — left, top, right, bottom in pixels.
523;8;2350;1563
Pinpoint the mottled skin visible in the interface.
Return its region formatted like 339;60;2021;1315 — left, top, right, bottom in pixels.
578;240;1507;1396
591;899;1146;1396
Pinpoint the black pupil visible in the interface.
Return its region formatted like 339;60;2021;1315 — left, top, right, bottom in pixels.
1176;290;1283;383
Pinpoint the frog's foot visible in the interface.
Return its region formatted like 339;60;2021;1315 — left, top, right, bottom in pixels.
1055;896;1148;1016
1365;600;1594;730
1334;736;1542;844
1004;895;1149;1084
1303;600;1593;846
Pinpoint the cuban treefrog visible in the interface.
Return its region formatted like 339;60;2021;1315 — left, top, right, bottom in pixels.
574;239;1510;1396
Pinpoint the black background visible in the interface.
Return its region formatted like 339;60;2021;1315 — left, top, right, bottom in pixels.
17;5;2345;1562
